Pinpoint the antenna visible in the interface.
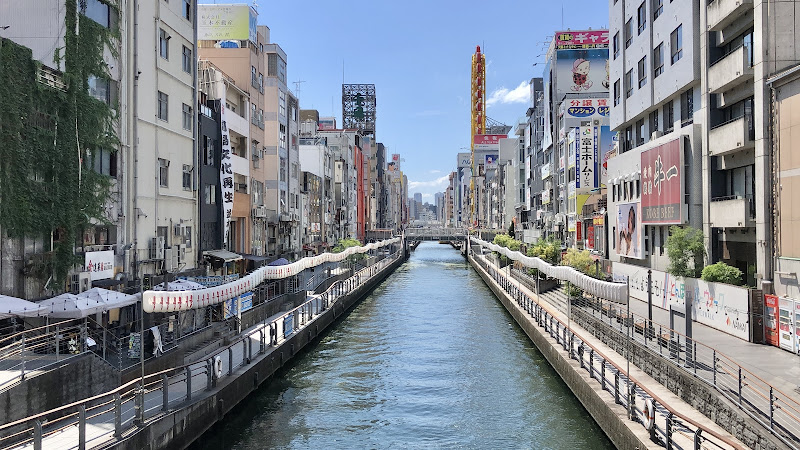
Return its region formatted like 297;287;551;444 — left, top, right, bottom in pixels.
293;80;306;99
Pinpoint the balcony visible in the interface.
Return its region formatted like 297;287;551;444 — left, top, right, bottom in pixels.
709;196;755;228
707;0;752;32
708;44;753;94
708;115;754;156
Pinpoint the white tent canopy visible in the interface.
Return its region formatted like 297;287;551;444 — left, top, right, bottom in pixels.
153;280;205;291
0;295;50;319
38;288;139;319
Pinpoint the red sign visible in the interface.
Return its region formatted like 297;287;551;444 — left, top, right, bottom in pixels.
765;294;780;347
586;225;594;250
641;139;683;224
473;134;506;149
576;223;582;241
554;30;610;49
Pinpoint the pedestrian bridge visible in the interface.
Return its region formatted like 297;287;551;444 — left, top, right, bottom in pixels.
405;228;468;241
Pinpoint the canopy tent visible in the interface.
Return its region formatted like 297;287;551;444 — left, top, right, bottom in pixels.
268;258;289;266
153;279;205;291
0;295;50;319
38;289;139;319
203;250;242;263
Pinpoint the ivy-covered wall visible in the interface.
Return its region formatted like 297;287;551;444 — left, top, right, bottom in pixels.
0;0;119;288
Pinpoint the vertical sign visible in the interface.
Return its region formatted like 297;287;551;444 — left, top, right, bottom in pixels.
641;138;683;224
220;98;234;246
577;125;596;193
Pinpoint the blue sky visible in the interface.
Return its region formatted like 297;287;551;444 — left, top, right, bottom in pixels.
200;0;610;201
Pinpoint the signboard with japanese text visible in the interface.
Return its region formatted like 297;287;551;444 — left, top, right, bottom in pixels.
473;134;506;150
220;93;234;246
198;5;257;42
484;154;499;169
641;138;683;224
564;98;611;120
85;250;114;280
554;30;610;49
586;224;595;249
576;125;597;194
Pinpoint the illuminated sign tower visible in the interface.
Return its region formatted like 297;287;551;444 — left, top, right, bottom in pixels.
470;46;486;228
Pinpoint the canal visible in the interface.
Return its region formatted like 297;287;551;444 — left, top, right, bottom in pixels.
191;242;613;449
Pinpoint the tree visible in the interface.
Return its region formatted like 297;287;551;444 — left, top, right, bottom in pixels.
665;226;706;278
527;236;561;265
562;248;594;275
332;238;365;263
701;262;743;286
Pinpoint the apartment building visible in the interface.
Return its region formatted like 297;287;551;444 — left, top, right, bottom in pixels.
607;0;702;270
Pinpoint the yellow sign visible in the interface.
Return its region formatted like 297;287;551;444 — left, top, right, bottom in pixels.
198;5;256;42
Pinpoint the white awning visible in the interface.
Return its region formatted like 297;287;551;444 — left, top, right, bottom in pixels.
37;289;139;319
203;250;243;263
0;296;49;319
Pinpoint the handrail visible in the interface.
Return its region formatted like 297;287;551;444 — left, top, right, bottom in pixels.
474;254;743;449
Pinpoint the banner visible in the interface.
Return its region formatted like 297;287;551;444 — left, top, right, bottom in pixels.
576;125;597;193
220;95;234;246
616;202;643;259
641;138;683;224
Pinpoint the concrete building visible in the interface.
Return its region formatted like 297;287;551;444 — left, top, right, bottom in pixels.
607;0;701;270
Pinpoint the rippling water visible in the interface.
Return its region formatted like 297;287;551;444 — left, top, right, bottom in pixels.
192;243;613;449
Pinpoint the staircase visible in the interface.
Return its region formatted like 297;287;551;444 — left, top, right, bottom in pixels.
182;322;236;365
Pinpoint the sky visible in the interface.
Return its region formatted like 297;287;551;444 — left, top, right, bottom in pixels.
200;0;610;201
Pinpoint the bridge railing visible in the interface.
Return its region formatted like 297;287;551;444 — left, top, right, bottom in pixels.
405;228;468;240
0;249;404;450
473;254;743;450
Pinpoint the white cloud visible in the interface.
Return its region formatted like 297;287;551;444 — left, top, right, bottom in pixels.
486;81;530;107
429;169;441;174
408;175;449;192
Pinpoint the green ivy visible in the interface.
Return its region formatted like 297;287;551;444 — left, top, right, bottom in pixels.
0;0;119;285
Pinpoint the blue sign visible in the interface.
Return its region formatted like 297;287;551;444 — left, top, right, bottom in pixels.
239;292;253;313
283;313;294;338
567;106;596;117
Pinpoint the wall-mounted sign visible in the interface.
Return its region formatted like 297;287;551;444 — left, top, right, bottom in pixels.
564;98;610;119
473;134;506;150
641;138;683;224
85;250;114;281
220;93;234;246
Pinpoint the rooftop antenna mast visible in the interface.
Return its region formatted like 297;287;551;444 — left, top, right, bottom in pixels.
293;80;306;99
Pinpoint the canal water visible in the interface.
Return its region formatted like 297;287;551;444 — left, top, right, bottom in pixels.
192;242;613;449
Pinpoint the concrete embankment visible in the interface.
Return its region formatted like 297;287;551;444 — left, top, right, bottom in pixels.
110;254;407;450
466;253;656;450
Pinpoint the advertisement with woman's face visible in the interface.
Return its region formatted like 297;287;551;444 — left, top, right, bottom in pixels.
617;202;643;259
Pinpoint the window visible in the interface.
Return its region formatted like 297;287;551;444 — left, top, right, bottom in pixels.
182;45;192;73
258;72;263;92
637;2;647;35
91;148;117;177
638;56;647;88
280;157;287;182
613;79;621;106
159;28;169;60
670;25;683;64
658;226;664;255
279;124;286;150
279;91;286;117
80;0;110;28
624;126;633;153
184;227;192;248
625;18;633;48
182;103;192;130
653;0;663;20
624;69;633;98
251;66;258;89
203;136;215;166
182;0;191;20
663;100;674;131
182;164;192;190
650;110;659;134
157;91;168;121
653;43;664;77
613;32;620;59
681;88;694;124
204;185;216;204
636;118;645;146
267;53;278;77
158;158;169;187
88;75;110;103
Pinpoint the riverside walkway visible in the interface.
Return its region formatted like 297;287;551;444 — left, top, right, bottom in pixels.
0;251;403;450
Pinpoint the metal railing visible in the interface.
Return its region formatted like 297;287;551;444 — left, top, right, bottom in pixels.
0;249;403;450
487;255;800;449
473;254;742;450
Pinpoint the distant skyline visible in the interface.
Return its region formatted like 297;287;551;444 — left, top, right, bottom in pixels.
199;0;610;199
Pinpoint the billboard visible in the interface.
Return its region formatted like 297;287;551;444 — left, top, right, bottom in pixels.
576;125;597;194
318;117;336;130
616;202;643;259
473;134;505;150
641;138;683;224
554;30;610;50
484;154;499;169
85;250;114;281
198;5;257;42
219;93;234;246
564;98;610;120
556;48;609;95
342;84;376;133
599;126;614;183
457;152;472;169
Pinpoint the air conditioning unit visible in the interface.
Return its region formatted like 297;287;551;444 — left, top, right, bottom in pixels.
651;130;663;140
164;248;174;272
252;206;267;218
236;183;248;192
78;272;91;293
150;237;165;260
